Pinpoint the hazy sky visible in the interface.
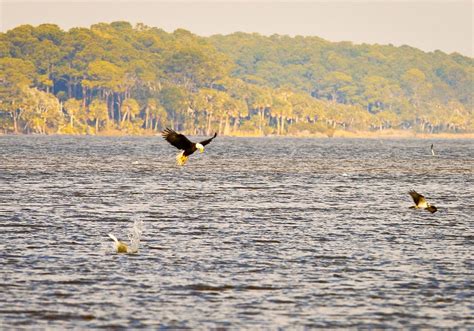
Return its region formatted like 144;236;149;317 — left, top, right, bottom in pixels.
1;0;472;56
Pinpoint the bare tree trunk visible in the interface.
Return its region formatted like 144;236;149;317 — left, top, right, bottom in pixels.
109;94;115;122
259;108;264;135
277;115;281;135
233;115;239;133
82;86;87;108
13;112;18;134
104;92;111;122
207;112;213;135
116;94;122;123
223;114;230;135
145;107;149;129
190;111;196;134
121;111;128;127
218;116;224;135
420;121;426;132
67;81;72;99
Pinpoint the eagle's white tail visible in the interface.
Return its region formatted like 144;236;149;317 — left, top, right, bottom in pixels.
108;233;119;243
108;233;129;253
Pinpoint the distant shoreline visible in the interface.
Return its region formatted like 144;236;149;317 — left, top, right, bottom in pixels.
293;130;474;139
1;130;473;139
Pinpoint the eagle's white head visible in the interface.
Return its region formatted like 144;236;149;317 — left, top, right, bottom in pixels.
196;143;204;153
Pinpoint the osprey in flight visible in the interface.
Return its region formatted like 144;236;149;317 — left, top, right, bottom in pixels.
162;128;217;165
408;190;438;213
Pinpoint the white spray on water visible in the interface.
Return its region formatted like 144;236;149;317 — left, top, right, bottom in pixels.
127;217;144;253
104;217;144;254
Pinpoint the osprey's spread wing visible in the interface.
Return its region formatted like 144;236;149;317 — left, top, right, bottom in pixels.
426;206;438;213
199;132;217;146
409;190;427;207
409;190;437;213
162;128;193;150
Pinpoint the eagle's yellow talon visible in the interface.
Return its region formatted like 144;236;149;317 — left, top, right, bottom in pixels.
176;152;188;166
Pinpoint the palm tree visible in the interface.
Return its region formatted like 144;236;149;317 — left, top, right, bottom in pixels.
120;98;140;127
63;98;82;128
88;99;108;133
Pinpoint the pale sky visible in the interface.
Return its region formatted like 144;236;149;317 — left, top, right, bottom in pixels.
1;0;473;56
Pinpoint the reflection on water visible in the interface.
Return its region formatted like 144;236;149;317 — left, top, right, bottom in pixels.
0;136;473;328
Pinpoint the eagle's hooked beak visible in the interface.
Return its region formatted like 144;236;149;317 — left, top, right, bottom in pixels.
196;143;204;153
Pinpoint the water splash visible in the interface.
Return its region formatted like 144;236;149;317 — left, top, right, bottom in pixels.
106;217;144;254
127;217;144;253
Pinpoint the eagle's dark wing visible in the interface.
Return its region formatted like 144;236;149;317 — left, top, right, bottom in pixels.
409;190;426;206
162;128;193;150
426;205;438;213
199;132;217;146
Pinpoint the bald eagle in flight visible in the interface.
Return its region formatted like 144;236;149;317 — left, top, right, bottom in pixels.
409;190;438;213
162;128;217;165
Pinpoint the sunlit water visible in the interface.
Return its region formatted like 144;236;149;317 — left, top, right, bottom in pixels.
0;135;473;328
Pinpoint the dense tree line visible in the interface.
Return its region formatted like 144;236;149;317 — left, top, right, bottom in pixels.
0;22;472;135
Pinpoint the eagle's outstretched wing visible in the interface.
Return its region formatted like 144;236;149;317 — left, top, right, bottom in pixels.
162;128;193;150
199;132;217;146
409;190;426;206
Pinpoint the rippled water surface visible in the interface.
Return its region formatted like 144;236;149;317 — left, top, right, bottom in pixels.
1;135;473;328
